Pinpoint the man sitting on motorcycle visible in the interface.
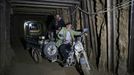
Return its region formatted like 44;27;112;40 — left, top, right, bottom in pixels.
56;22;81;66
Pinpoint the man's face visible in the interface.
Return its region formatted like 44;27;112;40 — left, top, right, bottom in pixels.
66;24;72;29
56;15;60;20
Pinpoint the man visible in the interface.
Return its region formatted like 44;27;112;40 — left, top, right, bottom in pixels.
56;22;81;47
55;14;65;31
56;23;81;66
48;15;65;40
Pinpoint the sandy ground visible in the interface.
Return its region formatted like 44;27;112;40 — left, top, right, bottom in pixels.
8;41;80;75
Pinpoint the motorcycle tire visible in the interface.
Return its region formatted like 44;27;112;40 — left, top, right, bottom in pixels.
80;56;90;75
43;42;58;61
32;48;42;63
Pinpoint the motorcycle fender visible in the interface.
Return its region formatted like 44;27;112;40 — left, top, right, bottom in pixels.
75;51;80;63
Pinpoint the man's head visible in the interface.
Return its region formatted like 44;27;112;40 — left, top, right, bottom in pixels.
56;14;61;20
65;22;72;30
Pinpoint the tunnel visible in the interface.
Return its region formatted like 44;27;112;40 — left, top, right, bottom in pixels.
10;13;80;75
1;0;82;75
0;0;134;75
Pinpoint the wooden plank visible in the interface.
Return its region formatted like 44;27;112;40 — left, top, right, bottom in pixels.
10;0;80;5
10;1;74;7
128;0;134;73
107;0;114;72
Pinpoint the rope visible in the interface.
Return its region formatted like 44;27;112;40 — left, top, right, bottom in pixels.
96;0;131;12
71;0;132;15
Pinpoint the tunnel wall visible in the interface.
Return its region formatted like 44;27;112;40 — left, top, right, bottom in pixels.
0;0;15;74
94;0;129;74
95;0;107;72
76;0;129;74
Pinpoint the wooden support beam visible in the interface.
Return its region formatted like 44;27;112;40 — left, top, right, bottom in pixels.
113;0;118;74
10;0;80;5
87;0;98;59
11;4;69;9
128;0;134;73
12;7;56;15
10;0;80;8
0;0;14;71
107;0;114;72
10;1;73;6
12;11;54;15
86;0;98;68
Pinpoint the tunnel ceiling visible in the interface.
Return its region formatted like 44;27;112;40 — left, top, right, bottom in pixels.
10;0;80;15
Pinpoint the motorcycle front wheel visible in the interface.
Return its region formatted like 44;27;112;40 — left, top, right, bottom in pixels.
32;48;42;63
43;42;58;62
80;54;90;75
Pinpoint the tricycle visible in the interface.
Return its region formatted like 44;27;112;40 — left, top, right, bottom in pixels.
24;21;58;63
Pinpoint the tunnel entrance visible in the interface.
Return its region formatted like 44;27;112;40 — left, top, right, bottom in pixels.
8;0;81;75
9;0;73;51
9;15;79;75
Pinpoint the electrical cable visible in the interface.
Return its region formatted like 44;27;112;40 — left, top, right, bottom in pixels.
96;0;131;12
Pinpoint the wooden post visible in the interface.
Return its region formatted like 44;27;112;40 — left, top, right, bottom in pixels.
88;0;98;58
107;0;114;72
81;0;92;55
113;0;118;73
128;0;134;73
86;0;98;68
0;0;14;71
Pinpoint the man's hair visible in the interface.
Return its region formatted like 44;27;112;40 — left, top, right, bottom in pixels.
65;22;72;26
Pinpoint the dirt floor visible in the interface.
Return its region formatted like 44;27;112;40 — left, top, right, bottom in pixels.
5;39;116;75
7;40;80;75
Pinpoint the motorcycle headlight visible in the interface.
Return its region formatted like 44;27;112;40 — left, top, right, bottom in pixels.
74;42;84;52
41;36;45;39
39;36;45;39
74;44;80;50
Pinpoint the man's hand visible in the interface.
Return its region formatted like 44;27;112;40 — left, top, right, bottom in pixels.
83;28;89;32
85;33;88;36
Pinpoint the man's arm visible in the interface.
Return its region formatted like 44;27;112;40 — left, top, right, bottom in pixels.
57;27;65;40
72;30;81;36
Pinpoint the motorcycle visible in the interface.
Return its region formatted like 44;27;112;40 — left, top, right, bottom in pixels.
43;28;91;75
25;35;58;63
24;20;91;74
73;29;91;75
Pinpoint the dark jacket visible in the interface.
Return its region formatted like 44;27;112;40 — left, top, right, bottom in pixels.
55;19;65;30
